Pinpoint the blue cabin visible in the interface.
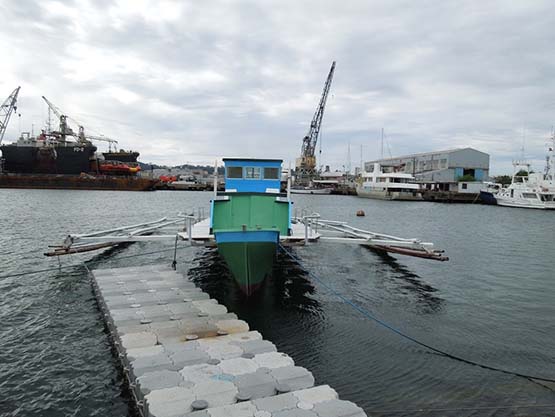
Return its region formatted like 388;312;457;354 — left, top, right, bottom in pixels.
223;158;282;193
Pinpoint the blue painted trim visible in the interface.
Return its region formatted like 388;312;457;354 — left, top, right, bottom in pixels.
209;199;215;228
224;159;282;193
288;201;292;232
215;230;279;244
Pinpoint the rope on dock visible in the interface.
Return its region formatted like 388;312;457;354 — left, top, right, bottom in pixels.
279;244;555;387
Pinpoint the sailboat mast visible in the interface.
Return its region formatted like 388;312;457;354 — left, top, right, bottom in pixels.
381;128;384;159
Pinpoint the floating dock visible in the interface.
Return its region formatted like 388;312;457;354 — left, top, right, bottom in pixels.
90;264;366;417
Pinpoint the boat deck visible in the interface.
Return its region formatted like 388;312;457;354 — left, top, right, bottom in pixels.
90;264;366;417
179;218;321;245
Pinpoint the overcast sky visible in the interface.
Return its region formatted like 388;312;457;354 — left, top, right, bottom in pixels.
1;0;554;174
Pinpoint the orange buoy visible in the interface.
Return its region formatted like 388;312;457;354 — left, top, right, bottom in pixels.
356;210;365;217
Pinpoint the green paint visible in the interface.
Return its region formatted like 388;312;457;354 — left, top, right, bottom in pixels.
218;241;276;295
212;194;290;294
212;194;289;235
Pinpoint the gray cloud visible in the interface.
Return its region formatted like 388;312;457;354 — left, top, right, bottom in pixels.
1;0;554;174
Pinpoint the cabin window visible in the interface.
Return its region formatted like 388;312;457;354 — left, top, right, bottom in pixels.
264;167;279;179
522;192;537;199
462;183;468;189
245;167;261;179
227;166;243;178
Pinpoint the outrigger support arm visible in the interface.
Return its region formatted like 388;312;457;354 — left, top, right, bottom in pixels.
45;215;198;257
293;214;448;261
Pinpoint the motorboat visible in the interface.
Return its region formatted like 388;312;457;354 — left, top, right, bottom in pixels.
356;163;422;200
495;163;555;209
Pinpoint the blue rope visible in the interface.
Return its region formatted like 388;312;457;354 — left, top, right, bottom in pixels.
279;244;555;385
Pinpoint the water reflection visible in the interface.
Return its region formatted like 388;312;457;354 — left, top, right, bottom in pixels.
368;248;444;314
188;248;321;316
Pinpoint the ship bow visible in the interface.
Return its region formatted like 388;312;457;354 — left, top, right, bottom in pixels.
215;230;279;295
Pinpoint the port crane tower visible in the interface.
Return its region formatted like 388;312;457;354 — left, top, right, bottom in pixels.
42;96;118;148
295;61;336;185
0;86;21;145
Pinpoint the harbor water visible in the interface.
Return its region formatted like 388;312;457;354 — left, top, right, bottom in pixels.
0;189;554;416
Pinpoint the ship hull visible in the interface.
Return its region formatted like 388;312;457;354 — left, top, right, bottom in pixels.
356;187;422;201
102;151;139;163
215;231;279;295
1;143;97;174
0;174;157;191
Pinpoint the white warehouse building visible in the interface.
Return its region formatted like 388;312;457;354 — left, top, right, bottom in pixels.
364;147;490;191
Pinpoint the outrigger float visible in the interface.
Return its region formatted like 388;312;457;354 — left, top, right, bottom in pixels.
46;158;448;295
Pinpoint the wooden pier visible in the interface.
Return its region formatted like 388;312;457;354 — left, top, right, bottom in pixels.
90;264;366;417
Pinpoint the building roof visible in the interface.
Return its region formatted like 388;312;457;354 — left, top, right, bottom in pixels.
366;147;488;163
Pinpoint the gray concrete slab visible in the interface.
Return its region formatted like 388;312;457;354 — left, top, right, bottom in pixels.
90;265;366;417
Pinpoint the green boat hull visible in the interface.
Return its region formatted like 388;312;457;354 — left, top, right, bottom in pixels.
217;240;277;295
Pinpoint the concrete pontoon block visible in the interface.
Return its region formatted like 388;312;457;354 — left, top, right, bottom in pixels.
132;353;174;376
164;341;202;353
270;367;315;391
192;379;238;407
233;340;276;356
170;348;210;368
185;411;210;417
234;371;277;400
138;370;184;392
253;352;294;369
204;341;243;360
127;345;165;360
219;357;259;376
273;410;318;417
166;303;199;314
206;401;258;417
312;400;367;417
215;319;249;335
146;387;195;417
194;302;228;316
225;331;262;342
292;386;338;405
121;331;157;350
148;399;194;417
252;392;298;412
180;363;222;384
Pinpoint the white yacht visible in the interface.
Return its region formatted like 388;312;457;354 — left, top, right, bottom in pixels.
495;163;555;209
356;163;422;200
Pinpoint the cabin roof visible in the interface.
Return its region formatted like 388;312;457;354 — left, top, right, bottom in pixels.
223;158;283;163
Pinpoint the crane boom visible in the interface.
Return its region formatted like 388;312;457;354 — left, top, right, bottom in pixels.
296;61;336;184
42;95;75;140
0;86;21;145
42;96;117;146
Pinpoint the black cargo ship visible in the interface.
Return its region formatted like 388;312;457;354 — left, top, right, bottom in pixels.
0;90;156;191
0;132;97;174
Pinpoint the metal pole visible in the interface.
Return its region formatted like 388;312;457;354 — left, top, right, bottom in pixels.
172;234;178;270
287;162;291;200
213;159;218;196
188;217;193;243
304;219;308;244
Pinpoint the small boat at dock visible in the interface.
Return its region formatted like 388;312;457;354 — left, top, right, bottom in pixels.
211;158;291;295
495;164;555;209
356;163;422;200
